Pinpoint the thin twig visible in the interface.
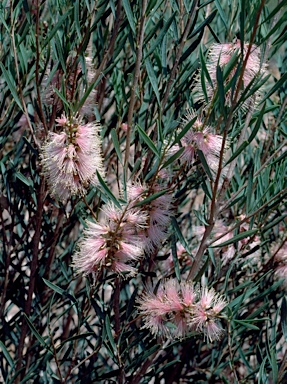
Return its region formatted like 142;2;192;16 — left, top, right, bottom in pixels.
187;0;266;280
15;177;46;382
125;0;148;177
35;0;48;134
10;5;40;149
161;0;199;110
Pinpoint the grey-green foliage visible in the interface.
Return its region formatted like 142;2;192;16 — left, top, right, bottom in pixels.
0;0;287;383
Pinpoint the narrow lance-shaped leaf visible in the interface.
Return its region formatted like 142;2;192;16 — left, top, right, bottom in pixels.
145;57;160;104
137;124;160;157
171;233;181;282
212;229;258;247
111;128;123;164
97;171;122;209
0;63;23;110
122;0;136;34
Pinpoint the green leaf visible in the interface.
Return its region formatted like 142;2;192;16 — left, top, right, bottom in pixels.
44;11;71;47
161;147;184;168
105;315;116;354
261;72;287;102
0;341;14;368
43;278;65;295
111;128;123;164
53;87;71;109
75;76;103;113
97;172;122;209
171;217;192;257
172;116;197;146
144;13;176;58
189;10;217;39
133;189;169;208
171;234;181;282
216;64;226;116
212;229;258;247
122;0;136;34
281;297;287;341
57;333;95;351
193;209;208;225
225;141;249;165
24;314;51;350
234;319;260;330
0;63;23;110
145;57;160;104
248;103;266;143
137;124;159;157
15;172;32;187
197;150;213;180
214;0;228;29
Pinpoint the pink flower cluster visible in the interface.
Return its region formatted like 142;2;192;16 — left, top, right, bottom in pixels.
274;242;287;285
73;203;147;275
194;40;266;109
138;279;227;341
171;110;227;176
127;182;173;252
41;115;104;202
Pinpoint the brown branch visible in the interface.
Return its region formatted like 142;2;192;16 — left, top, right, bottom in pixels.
161;0;199;110
124;0;148;176
15;177;46;382
35;0;48;134
10;5;40;149
187;0;267;280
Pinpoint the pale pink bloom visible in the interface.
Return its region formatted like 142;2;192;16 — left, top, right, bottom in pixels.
178;111;228;176
127;182;173;252
126;182;146;202
164;279;183;311
190;287;227;341
138;279;188;338
55;115;68;126
274;242;287;285
121;123;128;132
194;40;266;109
205;319;224;341
138;280;227;340
138;279;227;341
73;203;146;276
41;117;104;202
180;282;196;307
199;287;215;309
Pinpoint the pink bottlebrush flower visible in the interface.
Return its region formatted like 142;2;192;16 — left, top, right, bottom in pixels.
121;123;128;132
137;279;188;338
41;116;104;202
204;319;224;341
73;203;147;276
274;242;287;285
127;182;173;252
55;115;68;126
180;282;197;307
190;287;227;341
178;111;228;176
194;40;266;109
138;280;227;341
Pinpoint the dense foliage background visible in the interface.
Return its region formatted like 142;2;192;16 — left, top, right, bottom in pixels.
1;0;287;383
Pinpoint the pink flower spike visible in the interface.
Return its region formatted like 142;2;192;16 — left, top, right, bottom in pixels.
205;319;224;342
55;115;68;126
41;118;104;202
